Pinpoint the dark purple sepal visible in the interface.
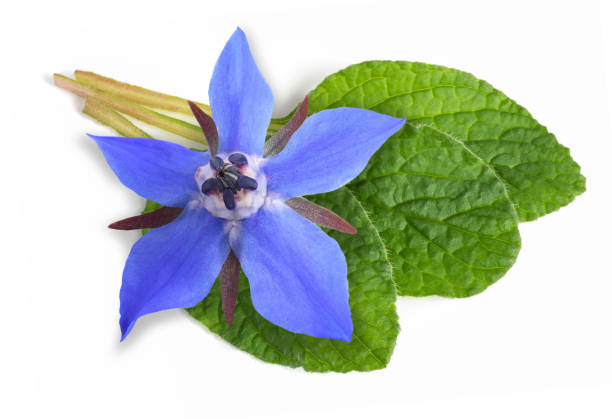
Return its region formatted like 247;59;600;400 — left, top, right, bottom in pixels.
263;96;309;157
108;206;183;230
285;197;357;234
219;250;241;325
187;100;219;156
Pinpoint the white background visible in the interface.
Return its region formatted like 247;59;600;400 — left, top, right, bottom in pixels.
2;1;611;418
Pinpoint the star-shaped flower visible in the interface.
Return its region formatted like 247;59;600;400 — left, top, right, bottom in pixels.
91;28;405;342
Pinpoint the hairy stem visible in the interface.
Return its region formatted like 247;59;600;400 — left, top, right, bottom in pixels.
73;71;287;133
54;74;206;145
83;97;151;138
75;70;211;116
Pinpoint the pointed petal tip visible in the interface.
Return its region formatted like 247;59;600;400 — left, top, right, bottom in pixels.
306;317;353;342
369;112;406;135
233;26;245;37
226;26;248;47
87;133;123;147
264;109;407;199
119;317;134;342
88;133;115;153
333;313;353;342
344;322;354;342
332;318;353;342
210;24;272;155
88;135;207;208
391;116;407;131
117;208;228;343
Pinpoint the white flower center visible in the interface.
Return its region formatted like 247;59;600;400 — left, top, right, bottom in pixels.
194;152;267;220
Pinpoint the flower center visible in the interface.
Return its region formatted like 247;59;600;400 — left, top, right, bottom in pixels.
195;152;267;220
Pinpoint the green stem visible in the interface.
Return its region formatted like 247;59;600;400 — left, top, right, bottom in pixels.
54;74;206;144
83;97;152;138
72;71;291;134
74;70;211;116
55;71;290;142
268;120;284;133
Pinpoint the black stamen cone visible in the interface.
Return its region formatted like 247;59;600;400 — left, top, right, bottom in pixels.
210;156;224;171
237;175;258;190
223;189;236;209
228;153;248;166
201;178;217;194
217;176;231;193
216;179;225;193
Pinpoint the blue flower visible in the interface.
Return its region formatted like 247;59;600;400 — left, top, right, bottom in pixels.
91;28;405;342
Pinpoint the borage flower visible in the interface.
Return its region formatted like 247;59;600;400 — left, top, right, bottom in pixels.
92;28;405;342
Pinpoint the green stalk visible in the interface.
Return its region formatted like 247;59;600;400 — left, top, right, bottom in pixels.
74;70;211;116
83;97;151;138
72;71;287;133
54;74;206;144
268;119;285;133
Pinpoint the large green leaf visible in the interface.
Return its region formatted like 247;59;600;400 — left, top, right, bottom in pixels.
348;124;521;296
144;187;399;372
307;61;585;223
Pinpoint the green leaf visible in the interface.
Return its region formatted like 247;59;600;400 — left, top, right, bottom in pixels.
143;187;399;372
348;124;522;297
307;61;585;223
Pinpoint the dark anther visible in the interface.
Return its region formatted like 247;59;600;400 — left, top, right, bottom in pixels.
223;189;236;209
228;153;248;166
210;156;224;171
201;178;217;194
237;175;258;190
207;156;259;210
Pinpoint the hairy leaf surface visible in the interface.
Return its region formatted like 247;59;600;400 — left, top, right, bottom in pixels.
303;61;585;296
350;124;521;296
308;61;585;223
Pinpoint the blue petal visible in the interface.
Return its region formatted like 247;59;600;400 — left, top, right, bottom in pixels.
90;135;207;207
119;204;229;340
209;27;273;155
264;108;405;199
231;203;353;341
